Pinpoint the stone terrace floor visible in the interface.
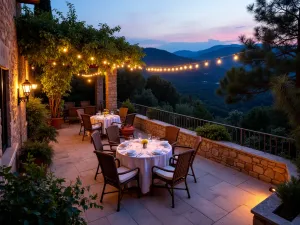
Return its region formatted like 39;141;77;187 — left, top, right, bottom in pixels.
50;124;272;225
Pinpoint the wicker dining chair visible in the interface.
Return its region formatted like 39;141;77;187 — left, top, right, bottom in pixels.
160;126;180;153
84;106;96;115
80;100;90;107
64;101;75;109
91;131;117;180
171;136;202;183
76;108;84;135
81;114;102;141
151;149;194;208
94;151;140;211
106;125;126;151
119;107;128;122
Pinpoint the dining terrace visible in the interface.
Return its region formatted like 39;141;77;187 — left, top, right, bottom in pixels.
51;123;272;225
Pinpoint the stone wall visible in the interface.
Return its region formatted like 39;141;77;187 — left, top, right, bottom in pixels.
105;69;117;110
0;0;28;168
134;115;290;185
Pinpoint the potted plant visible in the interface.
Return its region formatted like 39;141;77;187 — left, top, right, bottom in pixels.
19;141;54;167
0;157;101;224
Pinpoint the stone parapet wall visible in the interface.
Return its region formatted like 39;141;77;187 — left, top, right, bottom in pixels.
134;115;290;185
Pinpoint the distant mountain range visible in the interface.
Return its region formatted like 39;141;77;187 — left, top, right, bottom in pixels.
141;45;272;117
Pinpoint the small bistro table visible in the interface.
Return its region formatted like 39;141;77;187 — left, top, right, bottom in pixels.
116;139;173;194
90;114;121;135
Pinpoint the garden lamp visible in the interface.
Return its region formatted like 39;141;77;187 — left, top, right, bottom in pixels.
18;79;34;105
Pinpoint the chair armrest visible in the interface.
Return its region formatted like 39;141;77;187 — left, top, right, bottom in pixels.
118;167;139;175
112;122;123;125
92;121;103;126
174;145;192;150
152;165;174;173
169;156;179;165
109;141;119;145
170;141;178;146
115;158;120;168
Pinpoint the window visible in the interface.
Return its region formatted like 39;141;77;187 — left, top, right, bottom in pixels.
0;68;9;153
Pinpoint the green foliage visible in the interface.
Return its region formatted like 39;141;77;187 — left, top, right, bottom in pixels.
225;110;244;126
122;99;136;114
276;177;300;219
34;0;52;15
117;69;145;101
0;158;101;224
158;102;173;112
33;124;58;143
26;98;49;137
175;104;193;116
196;124;231;141
146;75;179;106
19;141;54;165
192;100;213;120
132;89;158;107
146;108;156;120
16;3;144;118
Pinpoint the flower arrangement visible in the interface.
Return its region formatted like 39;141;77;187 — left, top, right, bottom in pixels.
141;139;148;144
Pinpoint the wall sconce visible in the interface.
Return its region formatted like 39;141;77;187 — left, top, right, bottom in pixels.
18;80;36;105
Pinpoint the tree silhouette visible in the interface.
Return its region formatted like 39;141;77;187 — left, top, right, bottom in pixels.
34;0;52;15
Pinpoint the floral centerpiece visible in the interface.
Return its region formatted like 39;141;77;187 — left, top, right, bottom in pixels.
141;139;148;149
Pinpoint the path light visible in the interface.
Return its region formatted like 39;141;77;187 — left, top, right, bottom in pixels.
269;187;276;193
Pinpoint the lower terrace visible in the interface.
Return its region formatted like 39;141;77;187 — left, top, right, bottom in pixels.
51;124;272;225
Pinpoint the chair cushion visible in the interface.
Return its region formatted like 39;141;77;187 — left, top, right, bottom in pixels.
120;126;135;135
117;166;138;183
92;124;101;129
153;166;175;180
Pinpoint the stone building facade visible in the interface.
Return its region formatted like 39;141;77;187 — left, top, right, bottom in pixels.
0;0;29;170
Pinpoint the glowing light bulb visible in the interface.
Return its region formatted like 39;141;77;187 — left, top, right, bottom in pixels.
130;68;133;71
88;79;91;83
62;63;65;66
195;64;199;68
204;61;209;67
180;67;183;70
217;58;222;64
184;66;187;70
77;54;82;59
128;65;131;68
233;54;239;61
90;57;95;61
52;62;57;66
31;66;35;70
164;68;167;71
63;48;68;53
122;64;124;68
175;68;179;71
172;68;175;71
168;68;171;71
189;65;193;69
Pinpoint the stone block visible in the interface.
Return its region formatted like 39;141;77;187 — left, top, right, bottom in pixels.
253;165;264;175
261;160;268;166
253;158;260;163
226;158;235;166
276;163;286;169
230;151;237;158
268;162;275;167
236;162;244;169
249;171;259;178
274;172;286;182
273;167;285;174
245;163;253;171
212;148;219;156
238;154;252;163
264;168;274;179
259;175;272;183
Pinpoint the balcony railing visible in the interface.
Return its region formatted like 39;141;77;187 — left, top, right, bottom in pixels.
122;102;297;159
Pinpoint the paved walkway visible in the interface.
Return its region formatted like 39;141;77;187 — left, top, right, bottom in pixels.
50;124;271;225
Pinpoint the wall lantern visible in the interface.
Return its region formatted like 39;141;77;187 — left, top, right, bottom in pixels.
18;80;37;105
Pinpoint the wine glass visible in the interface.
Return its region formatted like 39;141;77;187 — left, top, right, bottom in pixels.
148;133;152;142
138;133;142;140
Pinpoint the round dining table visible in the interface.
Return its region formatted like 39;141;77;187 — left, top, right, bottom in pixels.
90;114;121;134
116;139;173;194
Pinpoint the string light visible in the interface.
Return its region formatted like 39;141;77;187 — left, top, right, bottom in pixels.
233;54;239;61
184;66;187;70
77;54;82;59
103;60;107;65
217;58;222;65
87;79;91;83
189;65;193;69
195;64;199;68
52;62;57;66
204;61;209;67
180;67;183;70
63;48;68;53
31;66;35;70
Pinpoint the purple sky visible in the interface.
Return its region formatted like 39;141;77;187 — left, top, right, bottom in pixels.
51;0;256;52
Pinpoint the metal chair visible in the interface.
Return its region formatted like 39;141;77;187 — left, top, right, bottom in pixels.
160;126;180;153
151;149;194;208
171;136;202;183
81;114;102;141
80;101;90;107
91;131;117;180
119;107;128;122
84;106;96;115
94;151;140;211
76;108;84;135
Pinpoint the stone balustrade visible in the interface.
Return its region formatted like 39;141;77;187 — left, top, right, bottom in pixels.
134;115;296;185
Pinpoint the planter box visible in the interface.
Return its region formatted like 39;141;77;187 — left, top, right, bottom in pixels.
251;194;300;225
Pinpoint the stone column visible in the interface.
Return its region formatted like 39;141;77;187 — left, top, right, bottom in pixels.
95;76;104;111
105;69;117;110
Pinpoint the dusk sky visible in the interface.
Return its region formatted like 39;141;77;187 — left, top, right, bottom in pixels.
51;0;256;52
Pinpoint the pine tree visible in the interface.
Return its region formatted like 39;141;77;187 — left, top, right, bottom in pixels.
217;0;300;152
34;0;52;15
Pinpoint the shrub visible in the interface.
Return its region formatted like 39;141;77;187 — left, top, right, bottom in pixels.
0;158;101;224
195;124;231;141
146;108;156;120
122;99;136;114
19;141;54;165
31;124;58;143
175;103;193;116
26;98;49;138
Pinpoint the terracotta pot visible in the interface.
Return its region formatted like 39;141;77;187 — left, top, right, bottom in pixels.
51;117;64;129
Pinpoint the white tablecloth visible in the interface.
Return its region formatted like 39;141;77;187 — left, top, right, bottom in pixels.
90;115;121;134
116;140;173;194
